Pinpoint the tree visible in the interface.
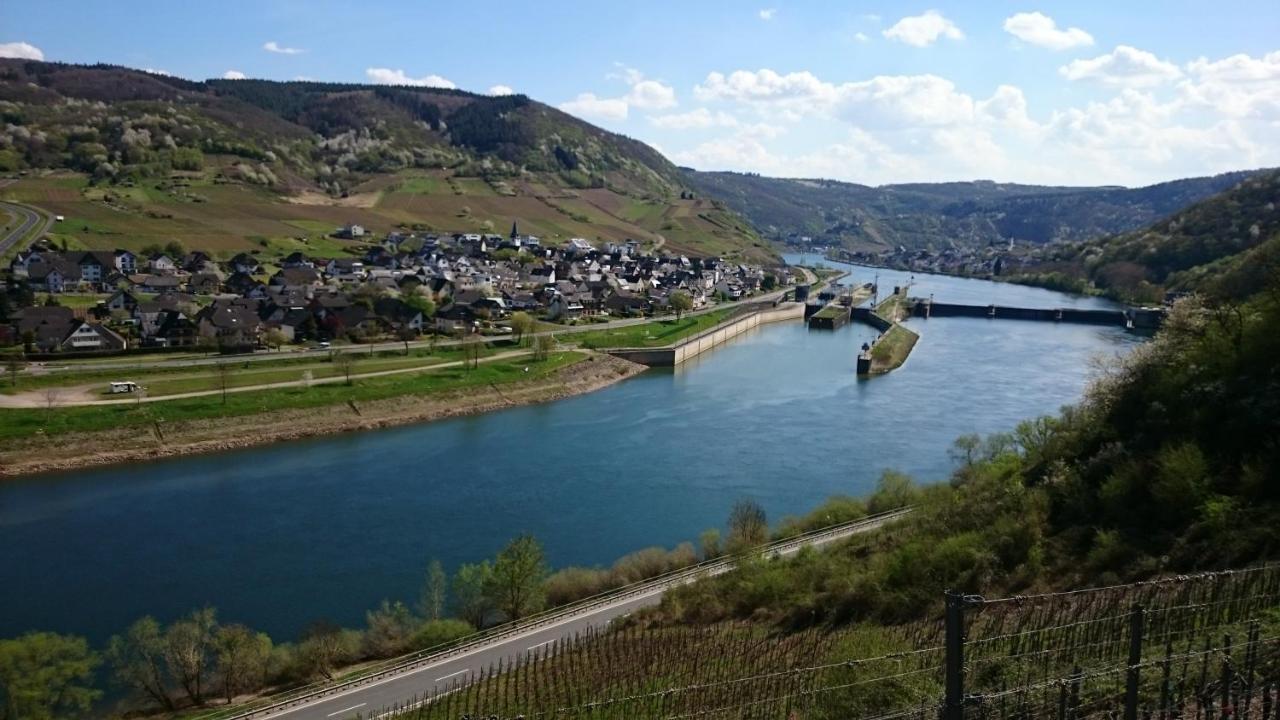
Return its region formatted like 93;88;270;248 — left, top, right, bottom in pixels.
488;535;548;622
726;499;768;553
533;333;555;362
105;617;174;711
362;600;418;658
452;561;495;628
867;470;920;514
0;632;101;720
509;311;535;345
397;325;418;355
264;328;287;351
212;624;271;704
669;291;693;321
462;333;483;371
164;607;217;706
297;621;356;681
212;362;233;405
699;528;722;561
419;559;447;621
333;352;357;385
20;330;34;354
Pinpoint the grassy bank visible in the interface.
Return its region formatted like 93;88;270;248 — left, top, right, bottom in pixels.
868;323;919;373
2;346;486;398
570;309;736;349
0;352;580;442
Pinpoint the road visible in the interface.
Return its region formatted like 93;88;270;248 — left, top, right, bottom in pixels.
221;509;909;720
0;193;52;259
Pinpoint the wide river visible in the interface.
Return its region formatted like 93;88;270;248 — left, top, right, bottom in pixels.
0;258;1139;645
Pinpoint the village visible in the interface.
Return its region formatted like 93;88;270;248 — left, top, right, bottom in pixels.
0;222;783;355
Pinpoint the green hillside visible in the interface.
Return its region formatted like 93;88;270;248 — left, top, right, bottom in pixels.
0;61;773;263
683;168;1263;252
1012;168;1280;303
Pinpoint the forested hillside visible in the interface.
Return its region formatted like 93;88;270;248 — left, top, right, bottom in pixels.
0;61;772;261
1011;168;1280;303
683;168;1262;251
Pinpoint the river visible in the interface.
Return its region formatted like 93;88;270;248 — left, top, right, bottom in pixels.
0;258;1139;645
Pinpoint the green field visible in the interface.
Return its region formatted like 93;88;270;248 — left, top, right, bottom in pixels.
0;351;583;441
569;309;736;349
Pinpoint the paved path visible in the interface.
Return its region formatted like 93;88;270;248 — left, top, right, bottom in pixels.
211;510;910;720
0;349;536;407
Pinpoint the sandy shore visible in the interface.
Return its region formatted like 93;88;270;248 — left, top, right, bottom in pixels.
0;354;646;478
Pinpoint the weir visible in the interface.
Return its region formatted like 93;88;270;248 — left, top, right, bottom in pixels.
911;299;1165;330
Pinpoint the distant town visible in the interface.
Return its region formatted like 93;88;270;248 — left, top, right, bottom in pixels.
1;222;780;354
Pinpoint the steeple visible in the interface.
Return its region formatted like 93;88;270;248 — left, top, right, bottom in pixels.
510;220;519;239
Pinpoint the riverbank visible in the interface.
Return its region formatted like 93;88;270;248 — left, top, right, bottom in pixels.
0;352;646;478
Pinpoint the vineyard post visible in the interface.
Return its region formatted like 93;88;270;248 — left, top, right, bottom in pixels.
1126;603;1147;720
945;590;968;720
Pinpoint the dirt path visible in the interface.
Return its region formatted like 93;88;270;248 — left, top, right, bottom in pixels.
0;350;533;408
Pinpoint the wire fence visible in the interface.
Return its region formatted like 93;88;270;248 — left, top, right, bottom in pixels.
360;564;1280;720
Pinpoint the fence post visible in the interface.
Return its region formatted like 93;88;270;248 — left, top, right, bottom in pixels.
945;590;968;720
1126;604;1147;720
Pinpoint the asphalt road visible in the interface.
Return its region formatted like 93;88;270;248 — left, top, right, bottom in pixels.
241;510;908;720
0;196;51;259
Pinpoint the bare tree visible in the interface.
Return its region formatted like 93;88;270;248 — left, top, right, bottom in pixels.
333;353;357;385
462;333;483;371
42;387;60;417
726;499;768;553
397;325;417;355
212;362;233;405
533;334;555;362
4;353;23;388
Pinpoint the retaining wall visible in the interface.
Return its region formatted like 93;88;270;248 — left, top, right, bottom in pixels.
607;303;806;367
912;301;1128;326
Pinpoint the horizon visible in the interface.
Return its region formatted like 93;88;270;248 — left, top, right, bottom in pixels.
3;1;1277;188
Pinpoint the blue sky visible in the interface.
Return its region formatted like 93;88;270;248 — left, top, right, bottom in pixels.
4;1;1278;186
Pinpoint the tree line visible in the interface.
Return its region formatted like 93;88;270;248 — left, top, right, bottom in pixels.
0;498;801;718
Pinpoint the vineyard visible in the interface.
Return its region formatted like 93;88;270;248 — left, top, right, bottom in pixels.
367;565;1280;720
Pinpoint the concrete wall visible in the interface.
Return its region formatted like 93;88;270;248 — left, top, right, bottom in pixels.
608;303;806;367
851;307;893;332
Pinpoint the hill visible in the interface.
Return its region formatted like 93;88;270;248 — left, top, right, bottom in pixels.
1010;168;1280;303
682;168;1262;252
0;61;772;263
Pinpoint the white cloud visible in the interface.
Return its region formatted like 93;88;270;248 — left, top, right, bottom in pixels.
143;68;171;76
1179;51;1280;121
0;41;43;60
222;70;247;80
854;32;870;43
626;79;677;109
882;10;963;47
674;53;1280;186
649;108;740;129
263;41;304;55
1002;12;1093;51
1060;46;1182;87
365;68;457;89
488;84;515;96
559;93;629;121
759;8;776;20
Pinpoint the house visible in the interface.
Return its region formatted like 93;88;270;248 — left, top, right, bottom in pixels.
113;250;138;275
229;252;261;275
566;238;595;256
434;302;478;334
270;267;322;290
105;289;139;313
152;310;199;347
148;254;178;275
11;306;78;351
196;299;263;347
61;321;128;352
336;223;366;239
